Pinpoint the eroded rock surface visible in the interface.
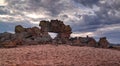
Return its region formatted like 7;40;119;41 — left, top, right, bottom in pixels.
40;19;72;44
98;37;109;48
87;38;97;47
0;20;110;48
15;25;25;33
39;20;72;33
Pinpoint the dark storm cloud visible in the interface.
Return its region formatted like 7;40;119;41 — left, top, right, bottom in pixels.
70;0;120;33
94;0;120;24
74;0;99;7
28;0;62;16
0;10;7;15
6;0;72;17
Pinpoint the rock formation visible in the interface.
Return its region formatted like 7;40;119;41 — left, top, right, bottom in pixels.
87;38;97;47
39;20;72;33
15;25;52;44
70;37;83;46
98;37;109;48
40;19;72;44
0;19;110;48
70;36;97;47
15;25;25;33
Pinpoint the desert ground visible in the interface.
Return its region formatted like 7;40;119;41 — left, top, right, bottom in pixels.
0;44;120;66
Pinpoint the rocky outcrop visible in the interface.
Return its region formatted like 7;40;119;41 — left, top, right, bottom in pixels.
98;37;109;48
39;20;72;33
70;37;83;46
15;25;25;33
0;32;13;42
0;23;52;47
70;36;97;47
39;19;72;44
15;19;72;45
0;19;111;48
87;38;97;47
15;25;52;44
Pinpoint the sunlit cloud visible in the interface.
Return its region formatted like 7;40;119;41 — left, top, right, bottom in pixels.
71;32;95;37
0;0;7;6
26;13;49;19
95;24;120;35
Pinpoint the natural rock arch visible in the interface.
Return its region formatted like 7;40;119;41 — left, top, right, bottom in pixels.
39;19;72;44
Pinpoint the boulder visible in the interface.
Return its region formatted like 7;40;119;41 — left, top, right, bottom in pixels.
20;27;42;37
87;38;97;47
69;37;83;46
98;37;109;48
79;37;89;43
72;38;82;46
31;27;42;36
49;20;72;34
15;25;25;33
39;20;50;32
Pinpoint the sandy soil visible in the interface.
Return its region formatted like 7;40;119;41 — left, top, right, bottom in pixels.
0;44;120;66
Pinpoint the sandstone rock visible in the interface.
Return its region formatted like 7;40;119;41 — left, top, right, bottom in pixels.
14;39;23;45
56;33;70;39
49;20;72;33
0;40;17;48
15;25;41;37
39;20;72;42
98;37;109;48
15;32;29;39
15;25;25;33
12;32;30;45
87;38;97;47
64;25;72;33
22;27;42;37
15;24;52;44
72;38;82;46
39;20;50;32
78;37;89;43
0;32;13;42
50;20;65;33
69;37;84;46
40;32;52;43
25;28;33;35
31;27;42;36
22;38;38;45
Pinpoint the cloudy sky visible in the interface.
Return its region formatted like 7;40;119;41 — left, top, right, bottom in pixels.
0;0;120;43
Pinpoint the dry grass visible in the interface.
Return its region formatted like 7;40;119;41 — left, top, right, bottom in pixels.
0;44;120;66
